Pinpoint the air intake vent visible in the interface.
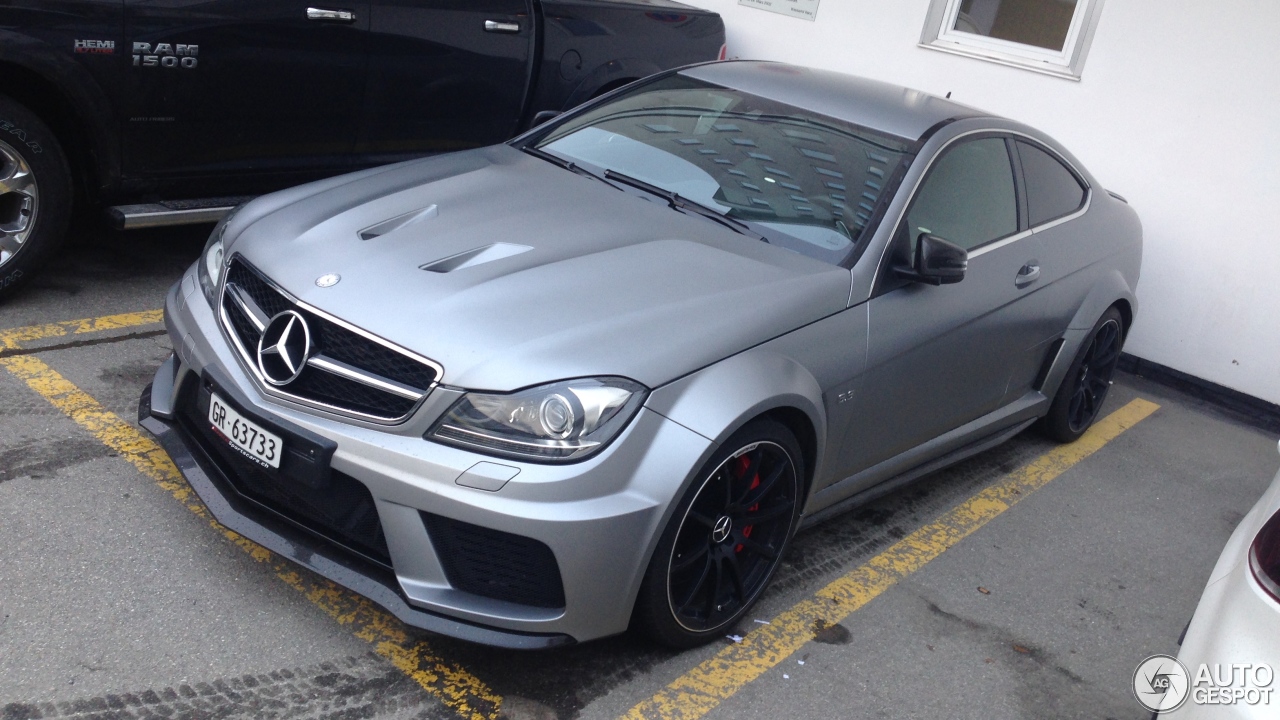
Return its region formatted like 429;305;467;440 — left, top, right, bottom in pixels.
420;243;532;273
421;512;566;609
358;204;438;240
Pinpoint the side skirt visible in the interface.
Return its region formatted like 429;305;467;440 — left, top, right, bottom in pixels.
799;392;1047;529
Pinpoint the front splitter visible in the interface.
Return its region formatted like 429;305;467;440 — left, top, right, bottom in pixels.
138;379;575;650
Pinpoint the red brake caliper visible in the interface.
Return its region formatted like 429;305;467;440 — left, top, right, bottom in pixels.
735;455;759;554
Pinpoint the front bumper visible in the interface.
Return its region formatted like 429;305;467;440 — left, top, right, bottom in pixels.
142;266;713;647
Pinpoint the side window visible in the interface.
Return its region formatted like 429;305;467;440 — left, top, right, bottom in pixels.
905;137;1017;252
1016;141;1086;226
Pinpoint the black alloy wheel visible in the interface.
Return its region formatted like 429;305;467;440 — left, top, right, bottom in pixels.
635;418;803;647
1043;307;1125;442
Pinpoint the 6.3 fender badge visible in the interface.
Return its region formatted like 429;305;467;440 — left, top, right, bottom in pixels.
315;273;340;288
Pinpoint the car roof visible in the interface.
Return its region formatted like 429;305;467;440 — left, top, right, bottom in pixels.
679;61;989;143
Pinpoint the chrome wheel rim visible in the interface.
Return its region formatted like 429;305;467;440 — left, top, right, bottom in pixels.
667;440;798;633
0;138;39;270
1067;318;1122;433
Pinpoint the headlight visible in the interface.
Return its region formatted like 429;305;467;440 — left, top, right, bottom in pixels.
427;377;647;462
198;207;240;305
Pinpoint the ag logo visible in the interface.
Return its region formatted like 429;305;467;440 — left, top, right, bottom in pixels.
132;42;199;68
1133;654;1191;712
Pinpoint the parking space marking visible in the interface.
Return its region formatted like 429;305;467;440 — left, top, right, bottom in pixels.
0;309;163;351
623;398;1160;720
0;353;503;720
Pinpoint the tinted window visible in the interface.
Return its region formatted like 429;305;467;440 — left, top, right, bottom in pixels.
905;138;1017;252
536;75;912;266
1017;141;1086;226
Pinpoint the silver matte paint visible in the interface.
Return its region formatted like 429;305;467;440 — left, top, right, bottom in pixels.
152;62;1143;644
223;145;851;392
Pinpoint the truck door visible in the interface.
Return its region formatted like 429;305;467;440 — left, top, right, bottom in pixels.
122;0;369;186
357;0;534;161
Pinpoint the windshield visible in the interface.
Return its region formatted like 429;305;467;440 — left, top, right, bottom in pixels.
534;74;913;266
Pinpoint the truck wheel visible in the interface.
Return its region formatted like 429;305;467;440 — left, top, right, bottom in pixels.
0;95;72;301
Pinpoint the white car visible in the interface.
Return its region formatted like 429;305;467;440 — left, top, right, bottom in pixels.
1171;441;1280;717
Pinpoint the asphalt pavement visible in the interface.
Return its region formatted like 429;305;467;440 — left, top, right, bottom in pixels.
1;224;1277;720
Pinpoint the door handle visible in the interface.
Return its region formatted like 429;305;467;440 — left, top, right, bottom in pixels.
484;20;521;33
307;7;356;22
1015;262;1041;288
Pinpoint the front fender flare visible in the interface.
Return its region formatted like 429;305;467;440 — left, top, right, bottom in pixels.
645;350;827;488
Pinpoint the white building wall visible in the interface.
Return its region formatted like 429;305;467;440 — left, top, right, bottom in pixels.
679;0;1280;404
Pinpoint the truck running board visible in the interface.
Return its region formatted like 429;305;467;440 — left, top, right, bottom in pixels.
108;196;254;229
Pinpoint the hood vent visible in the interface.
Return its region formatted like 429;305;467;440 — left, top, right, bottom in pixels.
359;204;438;241
420;243;532;273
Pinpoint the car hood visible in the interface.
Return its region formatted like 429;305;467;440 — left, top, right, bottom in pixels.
226;145;851;391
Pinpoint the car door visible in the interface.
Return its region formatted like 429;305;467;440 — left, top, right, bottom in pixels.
357;0;534;162
1011;139;1096;334
122;0;369;183
837;135;1052;480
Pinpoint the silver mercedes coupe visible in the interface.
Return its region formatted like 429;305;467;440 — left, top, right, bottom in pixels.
141;60;1142;649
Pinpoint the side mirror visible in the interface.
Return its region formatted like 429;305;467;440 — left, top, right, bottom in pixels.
894;233;967;286
531;110;561;127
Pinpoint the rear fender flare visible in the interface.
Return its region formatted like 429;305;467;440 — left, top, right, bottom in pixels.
1041;267;1137;398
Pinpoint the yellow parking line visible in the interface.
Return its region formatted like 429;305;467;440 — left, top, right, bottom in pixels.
623;397;1160;720
0;309;163;350
0;353;503;720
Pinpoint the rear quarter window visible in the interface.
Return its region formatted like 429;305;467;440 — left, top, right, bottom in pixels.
1016;141;1086;226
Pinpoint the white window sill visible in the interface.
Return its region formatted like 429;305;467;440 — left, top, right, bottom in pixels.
918;40;1083;81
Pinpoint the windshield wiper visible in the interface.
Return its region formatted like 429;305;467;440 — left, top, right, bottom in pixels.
602;169;769;243
520;145;615;189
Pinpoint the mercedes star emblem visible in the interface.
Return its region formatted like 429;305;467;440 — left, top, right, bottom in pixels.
316;273;341;288
257;310;313;386
712;515;733;544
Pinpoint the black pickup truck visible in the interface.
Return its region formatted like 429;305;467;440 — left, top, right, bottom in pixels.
0;0;724;299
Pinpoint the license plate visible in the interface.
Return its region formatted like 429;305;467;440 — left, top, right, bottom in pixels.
208;392;283;469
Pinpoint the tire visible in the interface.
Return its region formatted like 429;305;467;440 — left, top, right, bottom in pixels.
634;417;804;648
0;94;72;301
1041;307;1125;443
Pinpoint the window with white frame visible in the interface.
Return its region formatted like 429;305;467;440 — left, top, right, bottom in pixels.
919;0;1106;79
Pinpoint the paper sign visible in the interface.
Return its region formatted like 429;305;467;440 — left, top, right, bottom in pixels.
739;0;820;21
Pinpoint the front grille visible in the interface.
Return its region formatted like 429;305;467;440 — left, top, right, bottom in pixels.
178;381;392;567
290;367;418;419
422;513;566;609
227;261;292;318
220;257;440;422
318;321;439;390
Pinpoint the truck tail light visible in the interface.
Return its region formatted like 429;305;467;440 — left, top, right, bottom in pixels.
1249;508;1280;603
718;43;728;61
